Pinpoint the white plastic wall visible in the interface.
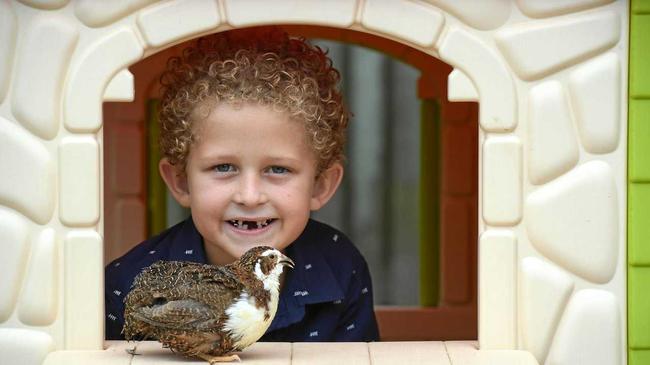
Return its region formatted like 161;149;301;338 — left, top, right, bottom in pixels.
0;0;628;364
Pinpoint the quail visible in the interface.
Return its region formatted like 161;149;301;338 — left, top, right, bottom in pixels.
123;246;294;363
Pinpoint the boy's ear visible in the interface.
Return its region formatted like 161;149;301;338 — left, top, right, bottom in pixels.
159;158;191;208
310;162;344;211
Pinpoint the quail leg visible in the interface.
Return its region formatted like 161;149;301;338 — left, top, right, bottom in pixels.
198;353;241;363
125;343;140;355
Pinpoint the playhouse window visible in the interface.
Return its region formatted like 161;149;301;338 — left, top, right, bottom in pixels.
103;26;478;341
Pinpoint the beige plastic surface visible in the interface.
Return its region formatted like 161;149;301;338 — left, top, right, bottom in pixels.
527;81;580;185
43;340;539;365
0;1;628;364
104;69;135;102
447;69;479;102
137;0;221;47
59;136;100;226
568;53;622;154
16;0;69;10
0;1;17;103
479;230;518;349
519;257;574;361
11;12;78;140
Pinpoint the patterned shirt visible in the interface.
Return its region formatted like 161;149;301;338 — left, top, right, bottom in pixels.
105;217;379;342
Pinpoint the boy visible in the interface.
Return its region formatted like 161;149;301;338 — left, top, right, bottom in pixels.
105;27;380;342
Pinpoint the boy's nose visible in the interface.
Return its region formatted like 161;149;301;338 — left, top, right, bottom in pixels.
233;175;268;206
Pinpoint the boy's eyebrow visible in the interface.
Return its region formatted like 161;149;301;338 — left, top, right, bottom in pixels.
195;153;238;162
265;156;303;165
196;154;304;165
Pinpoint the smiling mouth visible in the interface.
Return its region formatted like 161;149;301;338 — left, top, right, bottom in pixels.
227;218;276;231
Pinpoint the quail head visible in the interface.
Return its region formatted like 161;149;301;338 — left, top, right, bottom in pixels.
123;246;294;363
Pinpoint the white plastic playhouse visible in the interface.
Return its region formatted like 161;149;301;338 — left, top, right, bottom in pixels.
0;0;641;364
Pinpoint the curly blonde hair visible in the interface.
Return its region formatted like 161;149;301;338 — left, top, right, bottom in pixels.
158;27;349;174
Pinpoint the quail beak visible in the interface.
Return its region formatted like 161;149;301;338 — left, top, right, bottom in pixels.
279;254;295;269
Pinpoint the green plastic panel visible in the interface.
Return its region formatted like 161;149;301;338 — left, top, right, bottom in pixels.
630;349;650;365
630;14;650;98
629;184;650;265
632;0;650;15
419;99;441;306
629;1;650;362
629;100;650;182
629;267;650;348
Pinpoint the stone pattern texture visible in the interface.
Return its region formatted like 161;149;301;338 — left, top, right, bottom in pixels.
0;1;628;364
527;81;579;185
447;69;479;102
519;257;574;363
59;137;100;226
0;208;30;323
64;28;143;133
568;53;621;154
224;0;357;27
0;1;17;103
362;0;445;47
495;10;621;80
136;0;221;47
17;228;58;327
479;230;517;349
11;13;78;140
439;27;517;132
64;231;103;350
526;161;619;284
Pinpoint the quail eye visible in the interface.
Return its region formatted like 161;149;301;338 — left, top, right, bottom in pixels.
269;254;276;260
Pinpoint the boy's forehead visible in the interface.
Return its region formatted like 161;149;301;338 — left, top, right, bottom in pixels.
193;101;308;134
191;102;315;149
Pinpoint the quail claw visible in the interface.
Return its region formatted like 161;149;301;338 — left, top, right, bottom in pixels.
200;353;241;363
125;346;140;355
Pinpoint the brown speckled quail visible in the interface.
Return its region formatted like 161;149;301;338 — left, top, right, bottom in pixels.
123;246;294;363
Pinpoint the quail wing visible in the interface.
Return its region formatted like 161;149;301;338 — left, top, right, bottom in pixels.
123;260;245;356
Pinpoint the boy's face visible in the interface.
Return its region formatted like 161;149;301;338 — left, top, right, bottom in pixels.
162;102;342;266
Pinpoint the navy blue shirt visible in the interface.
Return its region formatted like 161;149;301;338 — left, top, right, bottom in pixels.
105;218;379;342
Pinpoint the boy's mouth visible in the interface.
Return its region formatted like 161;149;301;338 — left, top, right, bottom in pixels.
227;218;276;231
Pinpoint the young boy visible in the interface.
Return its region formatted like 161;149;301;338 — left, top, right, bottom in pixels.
105;27;379;342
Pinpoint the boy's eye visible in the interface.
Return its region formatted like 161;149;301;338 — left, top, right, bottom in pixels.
268;166;289;174
214;164;235;173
